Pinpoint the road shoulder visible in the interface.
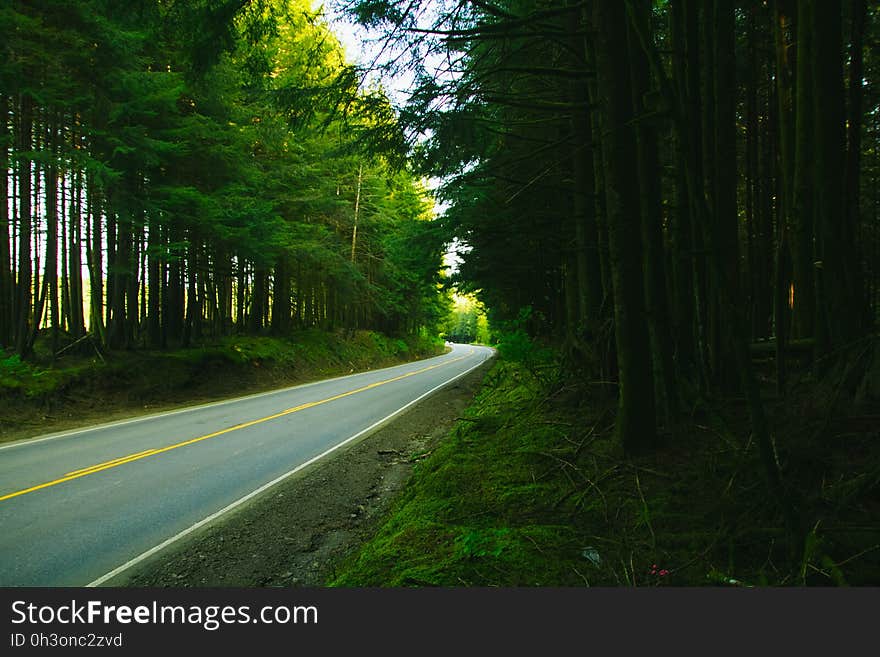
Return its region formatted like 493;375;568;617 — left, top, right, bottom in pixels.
114;360;491;587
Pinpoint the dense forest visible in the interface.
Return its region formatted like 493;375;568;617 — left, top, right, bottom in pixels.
348;0;880;446
2;0;879;585
329;0;880;586
0;0;448;361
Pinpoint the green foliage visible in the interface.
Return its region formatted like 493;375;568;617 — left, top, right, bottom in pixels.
0;355;28;379
330;359;589;586
443;294;490;344
0;355;72;398
493;308;554;368
455;527;513;558
332;352;880;586
0;331;444;424
2;0;448;356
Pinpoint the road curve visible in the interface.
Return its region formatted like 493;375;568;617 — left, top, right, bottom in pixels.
0;343;493;586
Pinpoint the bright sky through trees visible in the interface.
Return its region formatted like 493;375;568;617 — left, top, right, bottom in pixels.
323;2;459;271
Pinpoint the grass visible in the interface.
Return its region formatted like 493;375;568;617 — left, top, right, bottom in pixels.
330;342;880;587
331;358;602;586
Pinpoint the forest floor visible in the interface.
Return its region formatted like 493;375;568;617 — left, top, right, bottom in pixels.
330;343;880;587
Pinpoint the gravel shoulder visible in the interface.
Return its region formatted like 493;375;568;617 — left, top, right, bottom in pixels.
113;361;491;587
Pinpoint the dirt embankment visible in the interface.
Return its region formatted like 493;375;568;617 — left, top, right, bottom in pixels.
110;361;491;587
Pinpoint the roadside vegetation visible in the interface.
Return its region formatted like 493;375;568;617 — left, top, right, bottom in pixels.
333;331;880;587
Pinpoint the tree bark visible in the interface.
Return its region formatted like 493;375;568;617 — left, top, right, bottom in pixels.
69;167;85;339
628;0;678;425
669;0;696;377
46;120;60;358
593;0;657;453
15;94;33;356
685;0;710;391
844;0;867;329
711;0;740;392
811;0;853;356
272;257;291;335
791;0;816;341
86;178;105;344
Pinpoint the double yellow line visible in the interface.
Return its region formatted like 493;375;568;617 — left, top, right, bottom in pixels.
0;353;469;503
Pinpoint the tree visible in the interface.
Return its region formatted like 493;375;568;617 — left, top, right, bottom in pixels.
592;0;656;452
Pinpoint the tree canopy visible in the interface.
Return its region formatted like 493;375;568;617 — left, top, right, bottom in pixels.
0;0;447;358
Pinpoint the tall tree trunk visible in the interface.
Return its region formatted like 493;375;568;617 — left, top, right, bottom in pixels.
86;179;105;344
236;259;246;332
593;0;657;453
669;0;696;377
183;235;202;346
69;167;85;339
15;94;33;356
351;164;363;263
712;0;740;392
165;220;184;344
791;0;816;342
585;37;616;379
628;0;678;425
107;209;130;349
272;257;291;335
745;5;759;339
126;221;140;346
105;210;116;339
304;274;313;329
147;215;161;347
46;121;60;358
249;266;266;333
757;49;776;342
31;109;41;329
701;1;724;389
61;159;70;334
685;0;710;391
569;11;602;334
295;262;304;329
811;0;852;356
844;0;867;329
773;0;796;392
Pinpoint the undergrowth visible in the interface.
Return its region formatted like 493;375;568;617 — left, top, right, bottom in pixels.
331;335;880;587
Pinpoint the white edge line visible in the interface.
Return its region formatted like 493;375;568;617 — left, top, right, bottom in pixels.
0;346;467;452
86;351;493;587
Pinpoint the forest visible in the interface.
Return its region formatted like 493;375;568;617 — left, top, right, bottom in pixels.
0;0;448;360
331;0;880;586
2;0;880;586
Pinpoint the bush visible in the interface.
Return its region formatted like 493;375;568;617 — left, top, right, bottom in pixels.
0;354;67;398
494;307;554;372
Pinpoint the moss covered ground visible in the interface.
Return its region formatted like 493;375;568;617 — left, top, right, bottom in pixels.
331;345;880;587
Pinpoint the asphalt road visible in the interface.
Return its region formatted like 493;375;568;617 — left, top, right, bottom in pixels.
0;343;493;586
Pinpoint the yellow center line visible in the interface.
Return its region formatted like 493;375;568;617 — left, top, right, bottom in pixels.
0;353;470;504
65;449;159;477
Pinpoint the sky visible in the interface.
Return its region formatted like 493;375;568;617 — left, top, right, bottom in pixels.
321;3;417;104
319;2;462;274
